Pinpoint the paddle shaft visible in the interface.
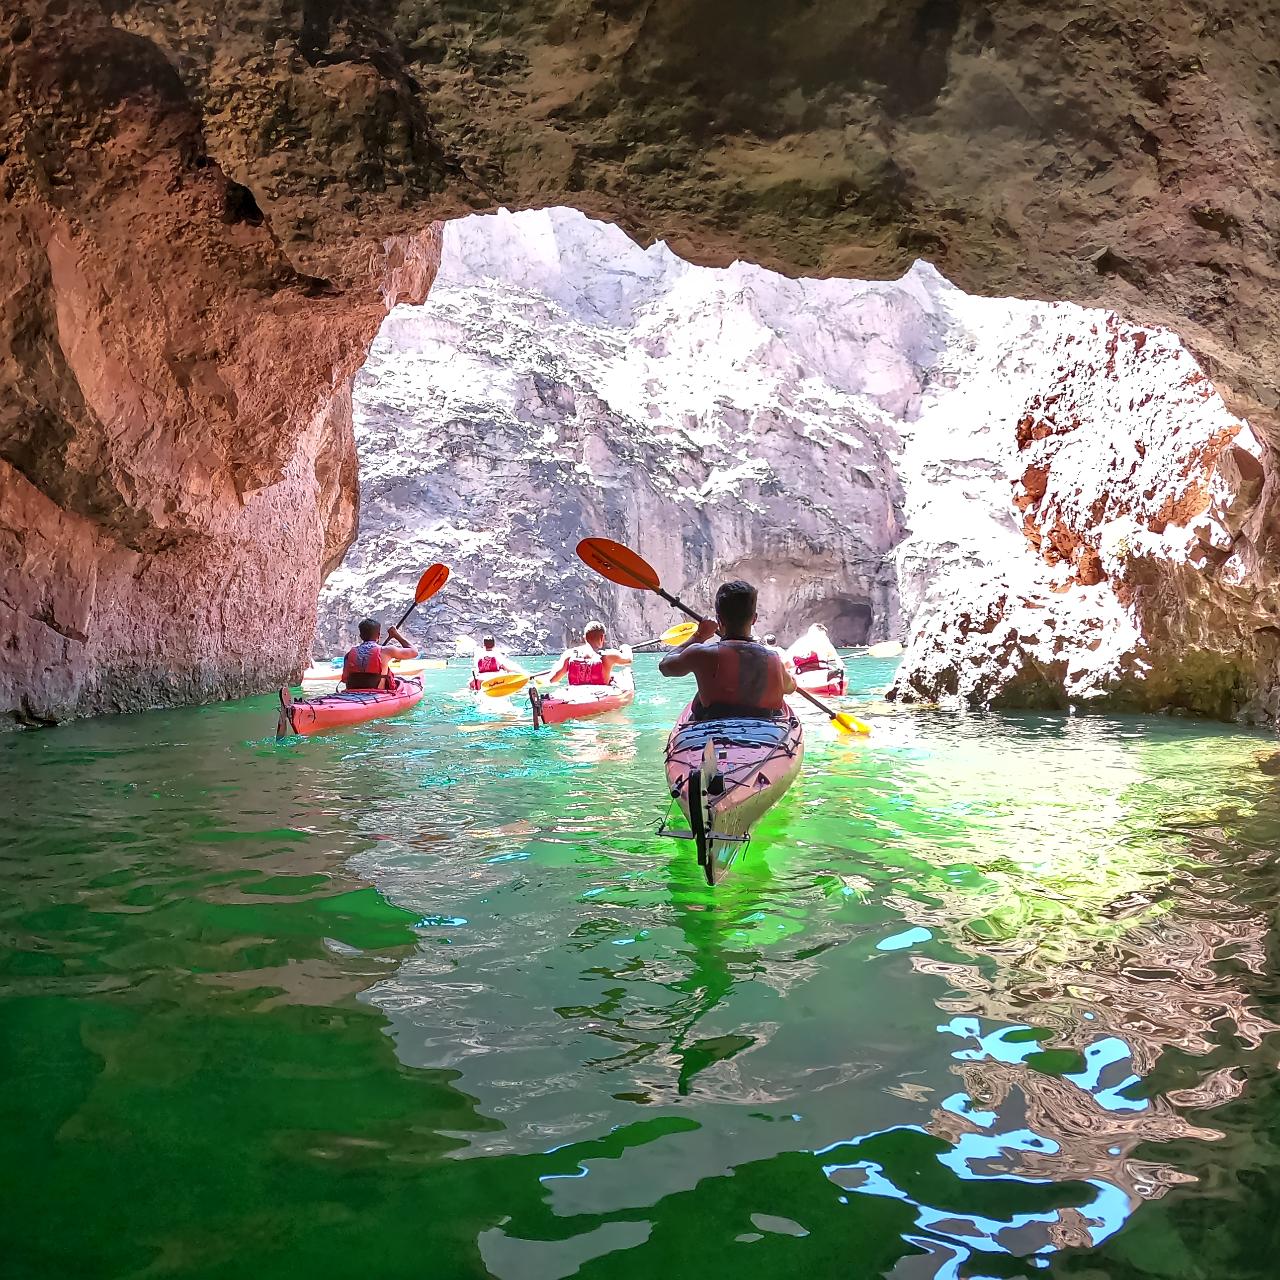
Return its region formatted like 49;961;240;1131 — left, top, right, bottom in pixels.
655;587;702;622
792;683;853;725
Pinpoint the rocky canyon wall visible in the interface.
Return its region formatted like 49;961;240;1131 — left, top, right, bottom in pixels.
318;208;923;654
4;1;1280;721
321;208;1271;731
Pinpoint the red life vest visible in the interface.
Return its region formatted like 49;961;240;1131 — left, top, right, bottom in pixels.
693;640;786;720
791;651;822;673
343;641;393;690
476;654;499;673
566;646;607;686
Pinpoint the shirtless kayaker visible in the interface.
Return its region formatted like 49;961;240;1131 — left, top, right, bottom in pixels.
658;580;795;720
342;619;418;690
547;621;632;687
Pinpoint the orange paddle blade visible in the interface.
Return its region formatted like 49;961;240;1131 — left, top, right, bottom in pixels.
576;538;660;592
415;563;450;603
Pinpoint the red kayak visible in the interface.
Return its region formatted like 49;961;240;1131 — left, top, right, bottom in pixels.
530;669;635;728
660;703;804;884
277;677;424;739
792;667;847;698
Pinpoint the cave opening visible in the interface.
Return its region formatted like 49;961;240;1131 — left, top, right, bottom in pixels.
802;597;875;648
316;203;1257;716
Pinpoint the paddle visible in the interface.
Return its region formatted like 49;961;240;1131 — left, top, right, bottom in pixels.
479;621;698;698
575;538;870;736
394;563;450;629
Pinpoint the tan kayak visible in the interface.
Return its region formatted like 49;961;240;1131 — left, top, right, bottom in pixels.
661;703;804;884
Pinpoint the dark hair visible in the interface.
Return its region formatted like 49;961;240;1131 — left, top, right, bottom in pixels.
358;618;380;641
763;633;777;646
482;635;496;647
715;580;757;631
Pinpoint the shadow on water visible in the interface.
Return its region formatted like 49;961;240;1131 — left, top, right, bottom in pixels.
4;656;1280;1277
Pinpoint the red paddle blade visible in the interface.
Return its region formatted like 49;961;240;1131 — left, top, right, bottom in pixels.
576;538;660;592
415;563;450;604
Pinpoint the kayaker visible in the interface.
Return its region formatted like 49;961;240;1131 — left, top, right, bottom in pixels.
473;635;524;682
342;619;419;690
658;580;795;720
547;621;632;687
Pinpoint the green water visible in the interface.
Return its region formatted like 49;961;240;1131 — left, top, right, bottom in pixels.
4;655;1280;1278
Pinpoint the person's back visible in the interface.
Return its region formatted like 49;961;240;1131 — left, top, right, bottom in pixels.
690;637;787;720
549;622;632;688
343;618;417;690
659;580;794;720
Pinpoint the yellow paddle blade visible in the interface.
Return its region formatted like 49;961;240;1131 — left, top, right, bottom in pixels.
830;711;872;736
481;673;530;698
661;621;698;645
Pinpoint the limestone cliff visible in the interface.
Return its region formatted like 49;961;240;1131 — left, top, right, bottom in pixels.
320;209;1269;729
4;1;1280;721
318;208;920;654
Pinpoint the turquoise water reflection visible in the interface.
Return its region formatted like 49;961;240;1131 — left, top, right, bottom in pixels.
2;656;1280;1277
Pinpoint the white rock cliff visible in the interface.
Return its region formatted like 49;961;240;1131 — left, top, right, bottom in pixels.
320;208;1269;721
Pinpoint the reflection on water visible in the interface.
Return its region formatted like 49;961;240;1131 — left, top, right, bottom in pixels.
3;656;1280;1278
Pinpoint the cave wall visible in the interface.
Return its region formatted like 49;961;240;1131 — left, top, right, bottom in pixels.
4;1;1279;720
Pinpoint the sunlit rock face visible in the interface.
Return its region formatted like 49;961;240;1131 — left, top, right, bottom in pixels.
320;208;1267;727
888;296;1270;719
318;208;926;652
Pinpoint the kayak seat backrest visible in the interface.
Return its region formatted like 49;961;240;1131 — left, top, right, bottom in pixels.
671;718;792;753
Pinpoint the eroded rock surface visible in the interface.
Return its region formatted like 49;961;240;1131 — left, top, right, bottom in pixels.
4;1;1280;720
318;209;921;653
889;298;1272;719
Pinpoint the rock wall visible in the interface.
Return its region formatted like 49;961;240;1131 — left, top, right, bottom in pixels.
888;296;1272;720
0;8;440;721
4;1;1280;720
318;208;924;654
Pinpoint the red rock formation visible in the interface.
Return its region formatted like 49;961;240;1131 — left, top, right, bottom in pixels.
3;0;1280;720
1;9;439;719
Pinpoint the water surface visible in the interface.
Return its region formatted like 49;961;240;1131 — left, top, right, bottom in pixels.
4;656;1280;1278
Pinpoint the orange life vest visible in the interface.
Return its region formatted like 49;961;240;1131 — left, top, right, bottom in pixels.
343;641;393;690
692;640;786;720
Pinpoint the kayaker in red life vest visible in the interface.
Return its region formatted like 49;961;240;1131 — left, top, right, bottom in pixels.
547;621;633;687
473;634;524;682
658;580;795;721
342;618;418;691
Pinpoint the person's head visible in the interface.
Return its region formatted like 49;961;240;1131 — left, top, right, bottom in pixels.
358;618;381;642
482;635;496;650
714;580;757;638
584;620;606;650
763;632;777;646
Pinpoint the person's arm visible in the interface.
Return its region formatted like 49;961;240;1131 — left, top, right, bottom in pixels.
545;651;571;684
659;621;718;678
382;626;418;660
604;645;633;667
781;663;797;695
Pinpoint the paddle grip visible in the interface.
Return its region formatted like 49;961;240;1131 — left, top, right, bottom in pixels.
657;588;705;622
